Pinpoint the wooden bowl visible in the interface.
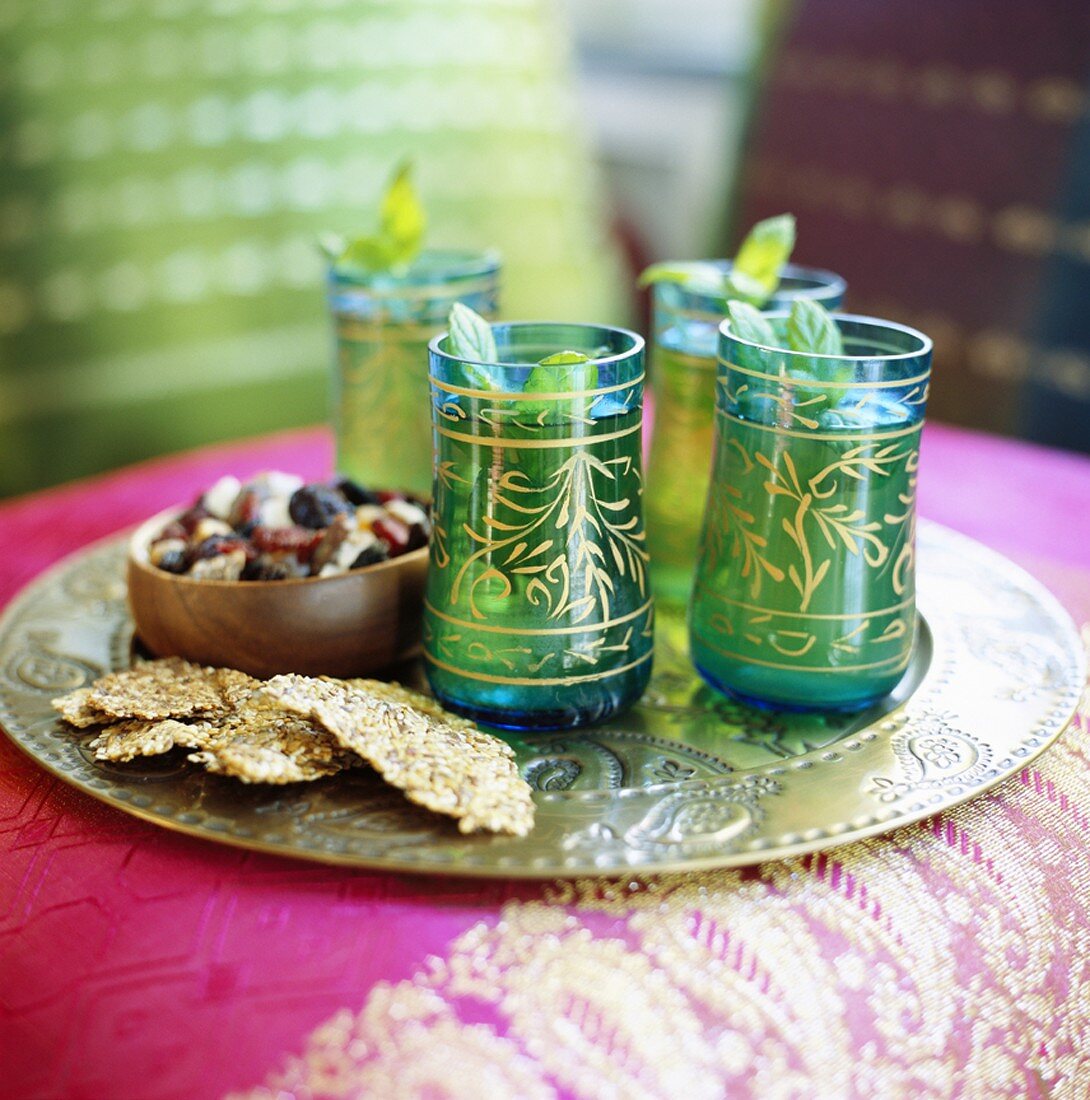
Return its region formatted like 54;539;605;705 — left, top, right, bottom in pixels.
127;507;428;679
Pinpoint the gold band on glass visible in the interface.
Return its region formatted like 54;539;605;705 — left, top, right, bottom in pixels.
424;649;653;687
424;599;653;636
717;356;931;390
336;319;443;342
692;629;912;673
693;584;915;621
713;407;924;442
434;419;643;449
429;373;645;402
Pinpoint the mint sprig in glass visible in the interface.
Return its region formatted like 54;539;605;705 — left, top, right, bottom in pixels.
424;306;652;729
639;215;847;606
690;301;932;710
324;164;500;497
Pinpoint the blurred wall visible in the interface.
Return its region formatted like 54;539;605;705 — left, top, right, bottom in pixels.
0;0;628;497
570;0;759;263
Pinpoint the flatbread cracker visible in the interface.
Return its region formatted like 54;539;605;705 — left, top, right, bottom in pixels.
52;688;107;728
89;719;199;763
347;679;478;730
85;657;235;721
263;675;535;836
185;693;350;784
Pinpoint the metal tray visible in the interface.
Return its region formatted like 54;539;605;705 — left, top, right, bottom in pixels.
0;522;1082;877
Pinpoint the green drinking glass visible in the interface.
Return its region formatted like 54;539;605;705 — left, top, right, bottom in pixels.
424;322;653;729
689;312;932;710
328;249;500;496
645;264;846;606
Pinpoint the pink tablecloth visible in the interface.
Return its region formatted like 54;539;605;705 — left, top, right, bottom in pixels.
1;424;1088;1099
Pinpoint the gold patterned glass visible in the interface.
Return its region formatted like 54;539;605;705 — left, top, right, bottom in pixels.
423;323;652;730
645;265;846;606
690;313;932;710
328;250;500;496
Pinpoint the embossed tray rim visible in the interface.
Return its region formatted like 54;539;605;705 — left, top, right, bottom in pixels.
0;521;1083;878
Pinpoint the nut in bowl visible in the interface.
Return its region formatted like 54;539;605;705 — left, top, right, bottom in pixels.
127;472;429;679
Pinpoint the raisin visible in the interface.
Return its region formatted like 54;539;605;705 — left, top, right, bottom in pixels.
153;545;189;574
349;543;389;570
336;478;380;506
405;522;429;552
177;503;211;534
289;484;353;529
372;515;410;556
252;525;324;563
228;489;263;534
192;535;254;561
157;520;188;542
241;556;299;581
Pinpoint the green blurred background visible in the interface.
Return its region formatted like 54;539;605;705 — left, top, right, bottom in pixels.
2;0;1088;497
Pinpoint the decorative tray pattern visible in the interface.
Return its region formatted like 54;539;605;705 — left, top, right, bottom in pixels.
0;522;1082;878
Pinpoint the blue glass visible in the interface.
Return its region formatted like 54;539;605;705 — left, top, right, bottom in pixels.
645;263;847;606
327;249;500;497
423;322;653;729
690;312;932;710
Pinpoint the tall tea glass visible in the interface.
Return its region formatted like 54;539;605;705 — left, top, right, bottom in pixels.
424;323;653;729
690;313;931;710
645;264;846;606
328;250;500;496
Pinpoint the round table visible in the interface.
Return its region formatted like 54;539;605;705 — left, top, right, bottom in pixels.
1;425;1088;1099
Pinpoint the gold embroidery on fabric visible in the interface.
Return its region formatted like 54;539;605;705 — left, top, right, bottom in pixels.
234;630;1090;1100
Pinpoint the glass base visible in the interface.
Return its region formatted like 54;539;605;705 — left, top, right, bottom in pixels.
427;661;652;731
692;658;901;714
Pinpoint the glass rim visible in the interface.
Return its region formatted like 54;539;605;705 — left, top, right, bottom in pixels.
429;320;646;370
719;311;933;363
656;262;847;306
327;247;502;289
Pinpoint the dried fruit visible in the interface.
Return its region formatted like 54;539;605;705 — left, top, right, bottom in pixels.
192;535;252;561
149;538;189;574
289;484;352;529
336;478;380;506
372;515;410;554
251;525;324;562
350;543;389;569
177;503;211;534
147;470;430;580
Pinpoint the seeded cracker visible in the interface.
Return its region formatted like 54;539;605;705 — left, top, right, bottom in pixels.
186;693;351;784
52;687;108;728
85;657;237;721
89;719;201;763
347;679;477;730
264;674;535;836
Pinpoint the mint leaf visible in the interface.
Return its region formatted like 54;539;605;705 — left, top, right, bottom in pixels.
637;261;724;293
637;212;796;305
726;301;778;348
448;302;497;363
328;161;426;275
731;213;796;304
379;161;426;267
317;232;346;261
722;268;768;306
785;299;843;356
339;235;397;272
522;350;599;423
527;352;597;393
536;350;590;366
